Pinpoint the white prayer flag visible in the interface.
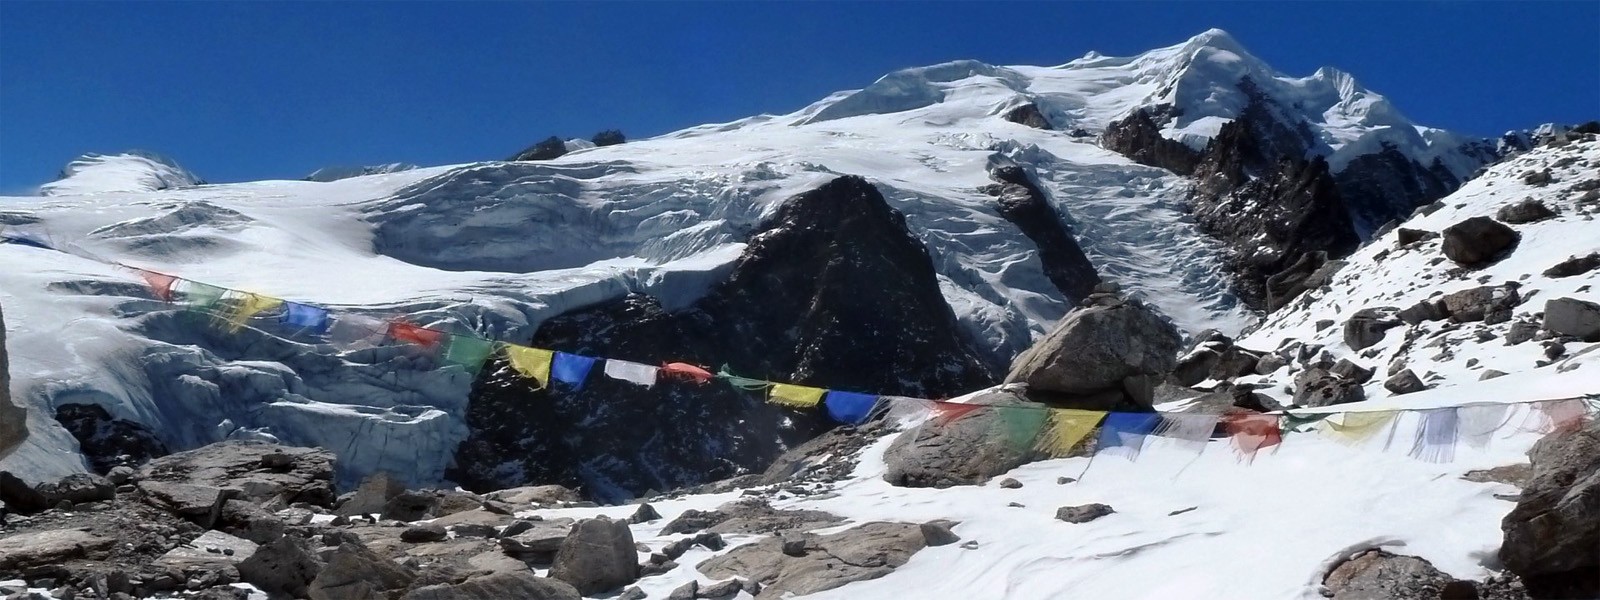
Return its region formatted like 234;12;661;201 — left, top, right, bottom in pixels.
603;359;658;388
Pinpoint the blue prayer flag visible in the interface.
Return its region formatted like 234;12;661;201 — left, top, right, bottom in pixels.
280;302;331;334
1097;412;1162;460
552;352;597;390
824;391;879;425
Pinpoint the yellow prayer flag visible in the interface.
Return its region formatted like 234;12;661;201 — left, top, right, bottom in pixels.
226;293;284;332
1324;411;1397;444
768;383;826;409
504;345;554;389
1035;409;1105;457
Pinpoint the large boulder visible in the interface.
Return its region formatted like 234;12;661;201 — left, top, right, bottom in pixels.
1439;283;1520;324
238;535;324;599
485;485;580;506
1343;308;1401;351
138;440;337;508
401;571;581;600
882;390;1058;488
698;521;926;598
1543;297;1600;342
1441;216;1520;267
1004;294;1181;408
139;481;235;528
1293;368;1366;408
658;497;841;536
1322;550;1468;600
1496;198;1558;224
548;516;639;595
1500;418;1600;598
0;303;24;461
1383;370;1428;396
0;471;50;513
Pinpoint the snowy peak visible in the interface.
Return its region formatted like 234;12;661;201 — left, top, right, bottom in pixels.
38;151;203;196
304;162;418;182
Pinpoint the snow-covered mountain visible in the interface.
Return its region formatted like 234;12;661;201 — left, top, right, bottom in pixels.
304;163;418;182
36;151;203;196
0;30;1554;499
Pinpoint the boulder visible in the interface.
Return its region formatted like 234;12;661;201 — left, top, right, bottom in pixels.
1441;216;1520;267
498;518;576;557
218;498;287;544
237;535;324;599
699;521;926;598
698;578;743;599
1383;370;1427;395
659;497;841;536
919;521;961;547
0;304;24;461
1543;253;1600;278
1496;198;1558;224
1395;228;1436;246
400;571;581;600
1004;295;1182;407
1543;297;1600;342
1055;504;1115;524
154;530;258;573
139;481;235;528
308;542;416;600
338;471;406;517
1506;320;1540;346
1254;353;1287;375
548;516;639;595
1323;550;1466;600
1500;417;1600;598
383;490;440;522
1343;308;1401;351
1001;102;1052;130
882;390;1060;488
1397;299;1448;325
1293;368;1366;408
627;503;662;524
667;581;698;600
1329;359;1375;385
1440;283;1520;323
138;440;337;508
486;485;580;506
1170;348;1221;387
433;491;483;517
0;528;116;572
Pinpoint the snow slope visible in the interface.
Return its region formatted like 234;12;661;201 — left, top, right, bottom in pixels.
36;151;203;196
0;29;1514;487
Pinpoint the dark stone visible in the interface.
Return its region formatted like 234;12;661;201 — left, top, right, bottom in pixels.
1506;321;1539;346
308;542;416;600
0;471;50;513
1398;299;1448;325
1543;297;1600;342
1479;370;1508;381
1344;308;1401;351
1323;550;1462;600
382;491;440;522
1171;348;1221;387
985;165;1100;304
1383;370;1427;395
919;521;961;547
1395;228;1436;246
237;535;322;599
1055;504;1114;523
401;523;448;543
997;478;1022;489
1330;359;1375;384
1500;417;1600;598
1000;102;1052;129
1440;284;1521;324
549;517;639;595
1294;368;1366;408
1497;198;1558;224
52;403;167;474
628;503;662;524
699;578;743;599
1265;252;1343;311
591;129;626;147
1543;253;1600;278
1442;217;1520;267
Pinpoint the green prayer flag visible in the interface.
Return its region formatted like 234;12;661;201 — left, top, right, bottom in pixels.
717;365;771;391
993;405;1049;454
182;281;229;313
1282;412;1331;433
442;334;495;373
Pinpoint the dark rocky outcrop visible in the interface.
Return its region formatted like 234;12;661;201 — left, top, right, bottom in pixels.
450;176;996;500
1004;293;1181;408
1335;143;1463;235
1497;198;1558;224
1000;102;1052;130
1543;297;1600;342
1264;252;1344;312
1344;308;1402;351
0;303;23;461
983;165;1101;303
1323;550;1475;600
1543;253;1600;278
1500;418;1600;598
53;403;168;474
1442;217;1520;267
698;521;926;597
137;440;337;508
1100;109;1200;175
509;136;569;161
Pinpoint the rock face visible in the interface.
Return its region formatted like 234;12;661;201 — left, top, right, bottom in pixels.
1500;418;1600;598
983;164;1101;304
1441;217;1520;267
698;521;927;597
138;440;337;508
1264;251;1344;312
1323;550;1466;600
451;176;996;500
1100;109;1201;175
548;517;639;595
0;303;24;461
1543;297;1600;342
1000;102;1053;129
1004;294;1182;408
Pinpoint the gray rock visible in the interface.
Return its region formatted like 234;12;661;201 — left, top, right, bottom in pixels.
498;519;575;557
618;586;647;600
1479;370;1509;381
1055;504;1114;523
1506;321;1540;345
402;523;448;543
1544;253;1600;278
698;578;742;599
106;466;135;485
1440;284;1520;323
1395;228;1436;246
1293;368;1366;408
237;535;323;599
1383;370;1427;395
1500;417;1600;598
1170;348;1220;387
781;534;807;557
1397;299;1448;325
1322;550;1464;600
1254;353;1287;375
699;521;926;598
661;497;841;536
1543;297;1600;342
432;490;483;517
0;528;116;572
1330;359;1375;384
399;571;581;600
666;581;698;600
138;440;337;508
997;478;1022;489
1004;296;1182;406
1344;308;1401;351
549;516;639;595
337;471;406;517
139;481;235;528
1496;198;1558;224
919;521;961;547
486;484;580;506
628;503;662;524
0;305;24;462
154;530;258;572
1442;216;1520;267
219;498;286;543
308;542;416;600
383;490;440;522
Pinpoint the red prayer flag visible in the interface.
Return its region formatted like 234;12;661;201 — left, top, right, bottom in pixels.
1221;412;1282;462
139;270;178;302
387;321;444;348
661;362;714;384
932;402;985;425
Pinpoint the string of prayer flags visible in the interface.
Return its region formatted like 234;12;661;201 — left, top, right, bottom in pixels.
551;352;597;390
824;391;879;425
717;365;770;391
225;293;284;332
442;335;496;373
1408;407;1459;463
768;383;826;409
388;321;444;348
874;396;936;424
505;345;555;389
662;362;714;385
1035;409;1104;458
1458;404;1512;449
280;302;331;335
138;270;178;302
1324;411;1398;446
604;359;659;388
1097;412;1162;461
182;281;229;313
1221;412;1282;462
326;314;387;349
1153;412;1220;455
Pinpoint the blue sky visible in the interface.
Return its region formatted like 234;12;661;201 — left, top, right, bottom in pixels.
2;2;1596;191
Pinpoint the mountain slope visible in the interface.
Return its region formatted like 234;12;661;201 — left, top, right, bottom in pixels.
37;151;203;196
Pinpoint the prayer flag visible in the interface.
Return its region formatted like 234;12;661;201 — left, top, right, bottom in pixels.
182;281;228;313
1537;399;1589;434
505;345;555;389
824;391;879;425
662;362;714;385
1458;404;1511;449
603;359;659;388
1408;408;1459;463
388;321;444;348
552;352;597;390
326;314;387;349
1324;411;1398;446
225;293;283;332
873;396;936;424
280;302;331;334
768;383;826;409
138;270;178;302
932;401;985;424
994;406;1050;454
1153;412;1220;455
1281;411;1331;434
442;335;496;373
1036;409;1104;458
717;365;770;391
1097;412;1162;460
1221;412;1282;462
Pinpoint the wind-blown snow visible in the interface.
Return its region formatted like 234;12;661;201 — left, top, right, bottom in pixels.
37;151;203;196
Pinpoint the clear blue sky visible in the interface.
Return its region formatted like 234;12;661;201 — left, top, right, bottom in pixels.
2;2;1596;191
